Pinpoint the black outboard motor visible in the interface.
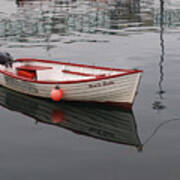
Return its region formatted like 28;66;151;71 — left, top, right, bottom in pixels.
0;52;14;68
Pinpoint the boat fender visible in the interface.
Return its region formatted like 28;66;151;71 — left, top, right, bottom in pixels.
50;86;63;101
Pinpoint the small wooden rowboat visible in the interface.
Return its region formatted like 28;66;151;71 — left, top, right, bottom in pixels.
0;58;142;108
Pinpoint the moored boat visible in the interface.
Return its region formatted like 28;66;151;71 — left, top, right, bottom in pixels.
0;57;143;108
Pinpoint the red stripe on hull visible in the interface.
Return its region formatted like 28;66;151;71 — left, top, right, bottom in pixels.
0;58;142;84
16;58;142;73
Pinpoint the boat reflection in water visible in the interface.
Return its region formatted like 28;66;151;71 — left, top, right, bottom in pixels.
0;86;142;151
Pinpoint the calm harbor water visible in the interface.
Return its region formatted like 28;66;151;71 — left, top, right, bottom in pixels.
0;0;180;179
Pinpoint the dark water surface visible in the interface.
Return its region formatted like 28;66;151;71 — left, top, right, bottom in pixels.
0;0;180;179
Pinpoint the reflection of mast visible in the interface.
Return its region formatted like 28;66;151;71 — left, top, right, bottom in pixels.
158;0;165;99
153;0;166;111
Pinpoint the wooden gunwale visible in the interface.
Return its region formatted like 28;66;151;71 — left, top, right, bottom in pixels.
0;58;143;84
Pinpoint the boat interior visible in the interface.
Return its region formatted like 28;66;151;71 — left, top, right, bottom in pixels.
0;60;126;82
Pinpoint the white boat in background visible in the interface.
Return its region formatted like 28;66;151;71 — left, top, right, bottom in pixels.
0;58;142;109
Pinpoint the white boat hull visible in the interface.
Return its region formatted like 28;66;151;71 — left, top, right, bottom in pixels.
0;58;142;108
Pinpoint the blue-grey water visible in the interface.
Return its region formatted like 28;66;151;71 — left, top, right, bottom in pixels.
0;0;180;179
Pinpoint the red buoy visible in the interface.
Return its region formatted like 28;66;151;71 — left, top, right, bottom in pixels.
50;86;63;101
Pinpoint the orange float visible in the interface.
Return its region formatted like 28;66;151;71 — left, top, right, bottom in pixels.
50;86;63;101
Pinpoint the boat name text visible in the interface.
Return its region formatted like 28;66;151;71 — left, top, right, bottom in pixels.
88;81;114;88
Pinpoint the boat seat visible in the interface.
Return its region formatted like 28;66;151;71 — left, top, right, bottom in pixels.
36;69;64;81
36;68;98;81
62;69;106;78
16;65;53;71
17;70;36;79
16;65;53;79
